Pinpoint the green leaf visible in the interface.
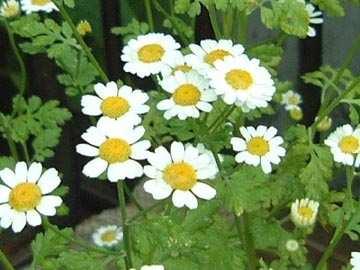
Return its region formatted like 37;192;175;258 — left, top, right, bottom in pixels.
0;156;16;171
64;0;75;8
249;43;283;75
312;0;345;16
111;19;149;43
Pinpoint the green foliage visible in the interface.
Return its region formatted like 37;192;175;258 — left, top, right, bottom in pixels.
174;0;201;17
0;156;16;171
111;19;149;43
249;43;284;75
261;0;309;37
312;0;345;16
0;95;72;161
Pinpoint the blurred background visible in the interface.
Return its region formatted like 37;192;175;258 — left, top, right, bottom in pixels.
0;0;359;268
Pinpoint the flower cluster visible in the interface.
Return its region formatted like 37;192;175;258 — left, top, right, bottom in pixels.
0;0;57;17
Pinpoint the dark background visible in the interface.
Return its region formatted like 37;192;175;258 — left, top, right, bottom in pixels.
0;0;359;268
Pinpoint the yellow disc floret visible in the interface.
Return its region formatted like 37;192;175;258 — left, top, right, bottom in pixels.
247;137;270;156
9;183;42;212
225;69;253;90
138;44;165;63
99;138;131;164
31;0;51;5
339;135;360;154
101;230;117;242
77;20;92;36
101;96;130;119
298;207;314;220
204;49;231;65
173;84;201;106
1;0;20;18
173;64;192;74
164;162;197;190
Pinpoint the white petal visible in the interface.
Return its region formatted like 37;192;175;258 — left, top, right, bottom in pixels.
0;185;11;203
76;144;99;157
172;190;198;209
81;95;102;116
191;182;216;200
261;158;272;174
15;162;28;182
130;140;151;160
81;127;107;147
11;211;27;233
143;179;173;200
37;169;61;194
0;168;17;188
147;147;172;170
231;137;247;151
27;163;42;183
171;142;185;163
26;210;42;227
36;195;62;216
82;158;108;178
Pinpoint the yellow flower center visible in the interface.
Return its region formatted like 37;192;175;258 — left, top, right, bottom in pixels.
77;20;92;36
247;137;270;156
173;64;192;74
100;96;130;119
2;2;19;18
9;183;42;212
138;44;165;63
101;230;117;243
163;162;197;191
288;95;300;105
204;49;231;65
99;138;131;164
339;135;360;154
173;84;201;106
225;69;253;90
298;206;314;220
31;0;51;6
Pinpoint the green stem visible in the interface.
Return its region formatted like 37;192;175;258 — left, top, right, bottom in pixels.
1;114;19;160
43;218;121;256
346;166;354;202
124;183;144;211
144;0;155;32
238;11;248;44
4;19;27;96
207;5;222;39
208;105;237;134
53;0;109;82
223;7;234;38
310;34;360;135
0;249;15;270
152;0;190;45
235;214;257;270
21;142;30;163
127;200;166;224
117;182;133;269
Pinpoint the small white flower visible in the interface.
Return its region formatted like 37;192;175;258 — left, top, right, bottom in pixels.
76;118;151;182
187;39;245;77
281;90;302;111
291;198;319;227
298;0;323;37
0;162;62;233
231;126;286;174
0;0;20;18
351;252;360;270
143;142;218;209
209;55;275;112
20;0;58;14
140;265;164;270
121;33;181;78
92;225;123;248
325;124;360;167
81;81;149;126
160;51;194;78
286;239;299;252
157;71;217;120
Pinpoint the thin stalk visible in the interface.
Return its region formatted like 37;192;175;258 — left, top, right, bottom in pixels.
315;166;355;270
0;249;15;270
208;105;237;134
1;114;19;160
43;218;121;256
207;5;222;39
21;142;30;163
144;0;155;32
53;0;109;82
4;19;27;96
117;182;133;269
124;183;144;211
127;200;166;224
238;10;248;44
223;7;234;38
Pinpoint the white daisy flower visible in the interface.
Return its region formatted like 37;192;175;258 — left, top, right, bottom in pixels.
81;81;149;126
187;39;245;76
157;71;217;120
209;55;275;111
140;266;164;270
121;33;181;78
0;162;62;233
92;225;123;248
291;198;319;227
76;118;151;182
281;90;302;111
0;0;20;18
324;124;360;167
160;51;194;78
231;126;286;174
298;0;323;37
143;142;218;209
285;239;299;252
20;0;57;14
351;252;360;270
